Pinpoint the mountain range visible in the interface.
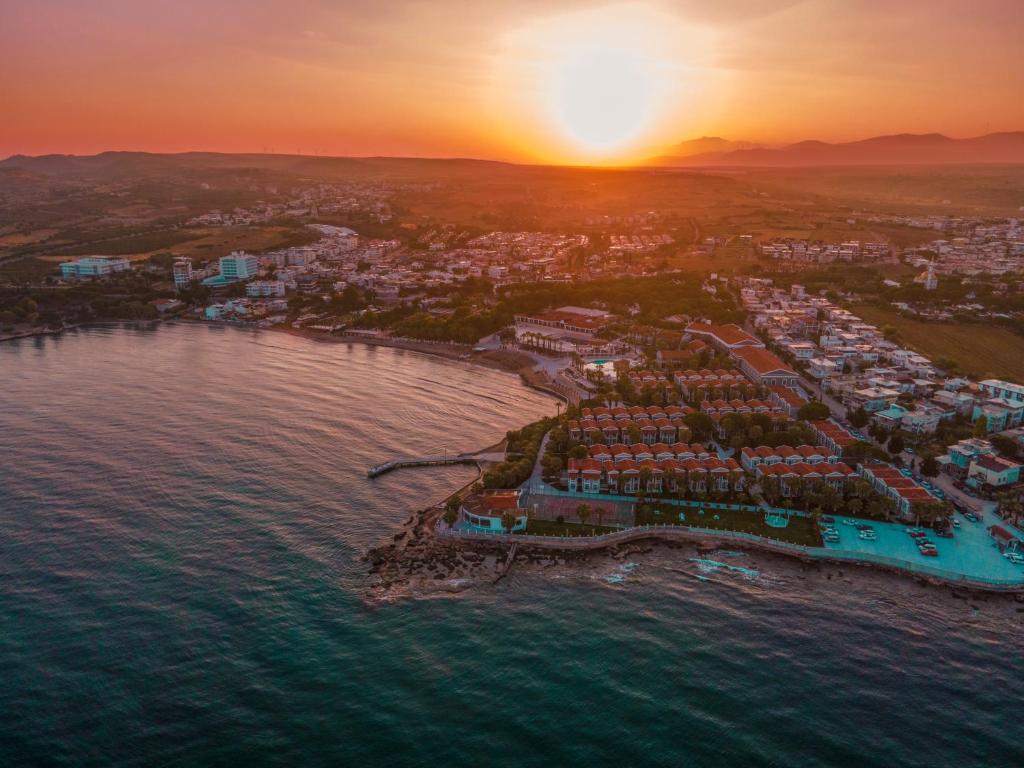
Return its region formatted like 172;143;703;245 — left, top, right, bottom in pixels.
647;132;1024;167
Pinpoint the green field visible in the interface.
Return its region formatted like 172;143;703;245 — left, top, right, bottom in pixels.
854;304;1024;381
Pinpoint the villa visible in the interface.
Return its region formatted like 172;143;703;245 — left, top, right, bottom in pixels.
459;490;527;533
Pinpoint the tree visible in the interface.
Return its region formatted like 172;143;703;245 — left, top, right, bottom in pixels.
501;510;518;533
797;401;831;421
576;503;591;527
990;434;1019;459
568;444;589;460
540;453;563;478
444;498;460;527
973;416;989;438
887;433;905;456
848;407;869;429
920;455;939;478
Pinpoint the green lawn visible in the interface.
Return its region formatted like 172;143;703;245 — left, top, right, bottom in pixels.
635;503;823;546
854;304;1024;381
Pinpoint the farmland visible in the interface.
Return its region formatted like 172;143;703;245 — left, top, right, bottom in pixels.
853;304;1024;381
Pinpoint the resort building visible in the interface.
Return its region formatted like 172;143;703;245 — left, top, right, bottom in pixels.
857;462;942;518
513;306;609;336
754;461;856;496
60;256;130;279
219;252;259;281
566;456;745;496
459;490;527;533
809;420;859;457
685;322;763;352
740;445;837;471
731;346;799;389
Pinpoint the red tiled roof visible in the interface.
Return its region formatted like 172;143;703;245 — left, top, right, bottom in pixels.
733;346;796;376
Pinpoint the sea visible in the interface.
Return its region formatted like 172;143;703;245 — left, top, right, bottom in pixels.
1;323;1022;768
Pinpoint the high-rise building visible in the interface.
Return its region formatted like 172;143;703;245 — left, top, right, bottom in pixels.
219;252;258;281
172;258;194;291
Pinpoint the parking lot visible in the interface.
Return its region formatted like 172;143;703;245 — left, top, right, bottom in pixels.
821;511;1024;583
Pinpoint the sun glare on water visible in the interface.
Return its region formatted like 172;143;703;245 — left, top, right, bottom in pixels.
491;5;712;164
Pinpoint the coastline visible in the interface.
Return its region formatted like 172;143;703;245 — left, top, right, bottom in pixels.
7;317;1020;601
3;316;574;405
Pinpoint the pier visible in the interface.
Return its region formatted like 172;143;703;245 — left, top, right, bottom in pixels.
367;450;508;478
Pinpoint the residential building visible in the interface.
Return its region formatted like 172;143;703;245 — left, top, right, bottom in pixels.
246;280;287;298
172;258;194;290
967;455;1022;490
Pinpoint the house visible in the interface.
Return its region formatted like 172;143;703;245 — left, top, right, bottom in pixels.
972;399;1024;433
978;379;1024;404
941;438;996;477
900;405;943;435
809;357;842;379
989;525;1021;554
872;404;908;431
967;455;1022;490
459;490;527;532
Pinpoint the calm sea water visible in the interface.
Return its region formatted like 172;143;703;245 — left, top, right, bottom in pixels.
1;324;1022;768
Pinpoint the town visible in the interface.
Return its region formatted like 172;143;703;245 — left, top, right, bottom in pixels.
3;159;1024;590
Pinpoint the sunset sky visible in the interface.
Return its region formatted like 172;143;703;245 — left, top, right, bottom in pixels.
3;0;1023;164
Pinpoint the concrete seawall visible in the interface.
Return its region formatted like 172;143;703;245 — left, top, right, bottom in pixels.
437;525;1024;594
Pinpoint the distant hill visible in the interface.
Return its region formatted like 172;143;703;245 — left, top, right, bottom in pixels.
651;137;763;162
647;132;1024;167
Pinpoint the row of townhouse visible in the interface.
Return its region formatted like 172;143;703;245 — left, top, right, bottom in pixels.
675;369;751;400
566;457;745;495
579;405;690;421
809;420;860;456
769;386;810;418
700;398;777;415
754;461;857;495
587;442;713;463
857;462;942;519
569;418;694;445
739;445;840;471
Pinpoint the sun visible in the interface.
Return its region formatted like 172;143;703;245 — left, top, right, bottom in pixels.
489;5;712;164
547;44;663;152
